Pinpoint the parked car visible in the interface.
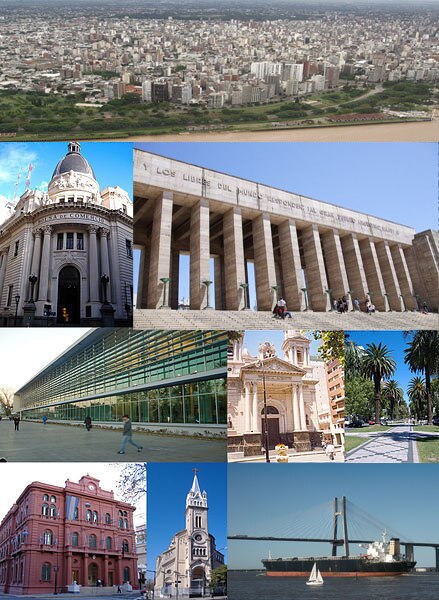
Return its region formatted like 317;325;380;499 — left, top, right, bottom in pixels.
432;416;439;426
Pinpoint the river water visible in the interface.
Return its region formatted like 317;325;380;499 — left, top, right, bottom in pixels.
228;570;439;600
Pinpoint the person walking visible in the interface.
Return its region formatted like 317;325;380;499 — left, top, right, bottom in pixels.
42;415;47;425
117;415;143;455
13;415;20;431
84;415;92;431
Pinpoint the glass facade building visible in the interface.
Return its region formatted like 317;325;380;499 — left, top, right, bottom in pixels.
15;329;227;428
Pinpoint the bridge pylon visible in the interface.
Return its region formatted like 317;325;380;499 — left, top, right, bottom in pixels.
332;496;349;557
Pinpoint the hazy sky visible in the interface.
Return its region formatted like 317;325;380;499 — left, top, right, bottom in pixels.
228;463;439;568
0;462;145;528
0;328;91;391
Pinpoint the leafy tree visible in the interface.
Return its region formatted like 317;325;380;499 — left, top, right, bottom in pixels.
0;387;14;416
382;380;404;420
404;331;439;424
209;564;227;594
361;342;396;423
117;463;146;503
407;376;426;421
345;376;374;420
312;331;345;364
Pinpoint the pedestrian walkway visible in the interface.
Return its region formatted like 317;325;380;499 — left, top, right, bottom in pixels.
228;446;344;463
0;420;226;462
134;309;438;331
346;425;419;463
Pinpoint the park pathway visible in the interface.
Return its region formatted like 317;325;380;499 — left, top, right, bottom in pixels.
346;425;419;463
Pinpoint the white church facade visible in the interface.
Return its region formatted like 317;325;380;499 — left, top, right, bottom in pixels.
155;472;225;598
0;142;133;326
227;331;344;457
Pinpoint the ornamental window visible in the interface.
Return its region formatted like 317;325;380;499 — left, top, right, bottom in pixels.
41;563;51;582
43;530;53;545
89;534;97;549
42;504;49;516
72;532;79;547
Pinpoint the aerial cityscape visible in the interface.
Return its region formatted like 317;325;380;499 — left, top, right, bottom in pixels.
0;1;437;139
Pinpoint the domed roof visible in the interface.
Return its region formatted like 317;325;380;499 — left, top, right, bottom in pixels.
51;142;96;179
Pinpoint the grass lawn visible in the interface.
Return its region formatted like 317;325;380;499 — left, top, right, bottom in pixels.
346;425;391;433
345;436;368;453
412;425;439;434
416;437;439;463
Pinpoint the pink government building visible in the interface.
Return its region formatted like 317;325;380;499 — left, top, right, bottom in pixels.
0;475;139;594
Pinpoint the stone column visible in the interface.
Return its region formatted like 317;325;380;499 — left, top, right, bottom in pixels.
252;383;259;433
299;384;307;430
214;256;225;310
321;229;352;309
302;224;331;311
278;219;305;311
359;238;389;311
340;233;369;304
66;553;72;584
375;240;404;310
252;212;277;310
244;382;251;433
390;244;416;310
83;554;89;587
293;347;298;364
37;226;52;302
30;229;42;286
292;384;300;431
190;198;210;309
147;192;173;309
223;207;246;310
136;246;148;309
100;228;112;303
88;225;100;303
104;556;109;587
0;249;8;307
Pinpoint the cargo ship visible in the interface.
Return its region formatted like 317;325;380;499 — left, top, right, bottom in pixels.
262;532;416;577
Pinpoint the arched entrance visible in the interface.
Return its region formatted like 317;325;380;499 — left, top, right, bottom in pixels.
261;406;281;449
57;266;80;324
88;563;98;586
190;566;205;597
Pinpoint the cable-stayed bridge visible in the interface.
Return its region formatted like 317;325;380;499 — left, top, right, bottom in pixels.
228;497;439;569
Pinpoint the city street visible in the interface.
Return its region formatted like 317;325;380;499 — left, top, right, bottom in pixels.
0;420;226;463
345;424;426;463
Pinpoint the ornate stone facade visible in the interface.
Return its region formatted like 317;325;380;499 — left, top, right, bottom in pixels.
154;473;224;598
227;331;344;456
0;475;138;595
0;142;133;326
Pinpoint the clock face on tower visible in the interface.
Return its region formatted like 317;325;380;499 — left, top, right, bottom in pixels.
88;484;95;491
193;532;205;543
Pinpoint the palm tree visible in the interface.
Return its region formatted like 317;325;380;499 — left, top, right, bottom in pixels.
345;341;364;379
407;376;426;422
361;342;396;424
404;331;439;425
382;380;404;420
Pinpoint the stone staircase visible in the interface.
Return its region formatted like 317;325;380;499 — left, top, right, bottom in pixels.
134;309;439;331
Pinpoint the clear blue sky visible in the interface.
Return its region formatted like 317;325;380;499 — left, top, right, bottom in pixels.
0;142;133;203
133;142;437;303
228;463;439;569
346;330;424;406
147;463;227;577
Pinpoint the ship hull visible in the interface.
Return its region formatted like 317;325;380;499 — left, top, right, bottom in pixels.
262;558;416;577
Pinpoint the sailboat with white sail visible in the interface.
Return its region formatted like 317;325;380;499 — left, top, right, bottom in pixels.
306;563;324;586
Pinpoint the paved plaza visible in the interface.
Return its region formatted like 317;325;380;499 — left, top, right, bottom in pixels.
134;309;439;331
345;424;428;463
228;447;344;463
0;420;226;462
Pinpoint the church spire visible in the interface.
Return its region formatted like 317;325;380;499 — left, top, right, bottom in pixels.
186;469;207;509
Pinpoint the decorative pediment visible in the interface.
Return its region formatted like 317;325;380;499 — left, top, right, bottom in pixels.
241;356;306;376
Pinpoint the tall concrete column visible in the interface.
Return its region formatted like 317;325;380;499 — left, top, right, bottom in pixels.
83;554;89;587
390;244;416;310
88;225;100;303
0;249;8;307
147;192;174;309
214;255;225;310
302;224;331;311
252;212;277;310
359;238;389;311
37;225;52;303
99;228;112;303
252;383;259;433
190;198;210;309
278;219;305;311
375;240;404;311
223;207;246;310
30;229;42;279
321;229;352;309
299;384;307;430
292;384;300;431
244;382;251;433
340;233;369;304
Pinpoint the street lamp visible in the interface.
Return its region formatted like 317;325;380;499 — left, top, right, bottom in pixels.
28;274;38;302
256;360;270;463
300;287;309;311
159;277;170;308
239;282;249;310
14;293;20;327
202;280;213;309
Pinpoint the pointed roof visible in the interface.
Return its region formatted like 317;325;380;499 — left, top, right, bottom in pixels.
190;473;201;495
